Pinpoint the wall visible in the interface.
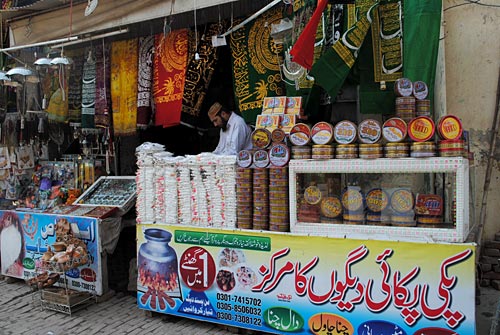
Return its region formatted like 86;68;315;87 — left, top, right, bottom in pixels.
443;0;500;241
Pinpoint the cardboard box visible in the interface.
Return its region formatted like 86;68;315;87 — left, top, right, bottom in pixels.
262;96;286;114
256;115;282;130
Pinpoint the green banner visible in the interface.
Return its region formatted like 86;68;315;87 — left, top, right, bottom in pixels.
175;230;271;251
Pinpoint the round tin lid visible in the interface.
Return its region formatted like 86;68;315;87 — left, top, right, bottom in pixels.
334;120;357;144
269;143;290;167
253;149;270;168
252;128;272;149
408;116;435;142
289;123;311;146
382;117;407;143
311;121;334;145
437;115;463;140
237;150;253;168
358;119;382;144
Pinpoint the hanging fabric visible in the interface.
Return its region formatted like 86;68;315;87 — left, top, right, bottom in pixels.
111;38;139;136
153;29;189;128
403;0;442;102
67;48;85;123
81;47;96;128
136;35;155;129
46;64;69;123
229;7;285;124
310;0;379;99
95;42;112;128
289;0;328;71
181;23;220;128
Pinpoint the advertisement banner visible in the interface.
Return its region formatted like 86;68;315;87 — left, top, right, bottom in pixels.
137;224;475;335
0;210;102;295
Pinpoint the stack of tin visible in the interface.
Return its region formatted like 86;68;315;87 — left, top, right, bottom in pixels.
252;168;269;230
336;144;358;159
291;146;311;159
395;96;416;123
341;187;365;225
269;168;289;232
416;99;431;117
365;188;391;226
437;115;465;157
384;142;410;158
311;145;335;159
390;189;416;226
236;167;253;229
358;144;384;159
410;142;436;157
415;194;443;226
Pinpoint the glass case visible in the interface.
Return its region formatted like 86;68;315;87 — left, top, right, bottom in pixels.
289;157;469;243
74;176;136;213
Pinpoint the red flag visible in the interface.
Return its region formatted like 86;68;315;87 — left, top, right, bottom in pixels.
289;0;328;70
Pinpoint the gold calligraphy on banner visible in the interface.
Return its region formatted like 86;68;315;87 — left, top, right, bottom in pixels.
372;2;403;82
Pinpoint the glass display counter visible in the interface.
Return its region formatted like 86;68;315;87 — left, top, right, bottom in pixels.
289;157;469;243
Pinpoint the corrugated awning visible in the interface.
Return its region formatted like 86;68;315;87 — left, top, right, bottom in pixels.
6;0;259;47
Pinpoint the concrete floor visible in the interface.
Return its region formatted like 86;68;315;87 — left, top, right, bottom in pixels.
477;285;500;334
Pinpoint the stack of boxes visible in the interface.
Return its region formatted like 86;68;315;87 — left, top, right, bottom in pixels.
256;96;302;134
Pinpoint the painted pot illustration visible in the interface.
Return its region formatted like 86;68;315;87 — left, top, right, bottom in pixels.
138;228;180;310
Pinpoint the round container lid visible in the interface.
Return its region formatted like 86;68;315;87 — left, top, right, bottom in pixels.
253;149;270;168
382;117;407;143
320;196;343;218
390;189;414;213
341;187;364;212
365;188;389;213
412;81;429;100
271;128;286;143
394;78;413;97
269;143;290;167
358;119;382;144
408;116;435;142
304;185;322;205
437;115;463;140
251;128;272;149
237;150;253;168
289;123;311;146
311;121;334;145
334;120;357;144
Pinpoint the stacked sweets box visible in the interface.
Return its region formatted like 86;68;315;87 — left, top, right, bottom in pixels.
258;96;301;133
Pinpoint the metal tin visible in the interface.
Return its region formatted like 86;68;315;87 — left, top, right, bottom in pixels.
412;81;429;100
415;194;443;216
253;149;270;168
407;116;435;142
394;78;413;97
289;123;311;146
416;216;443;224
311;121;334;145
334;120;357;144
358;119;382;144
390;189;414;213
269;143;290;167
365;188;389;213
237;150;253;168
251;128;272;149
304;185;322;205
382;118;407;143
437;115;463;140
341;187;364;212
271;128;286;143
320;196;343;218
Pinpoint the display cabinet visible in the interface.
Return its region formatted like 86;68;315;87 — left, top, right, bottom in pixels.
289;157;470;243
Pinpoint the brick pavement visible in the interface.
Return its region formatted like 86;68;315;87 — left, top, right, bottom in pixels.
0;277;236;335
1;275;499;334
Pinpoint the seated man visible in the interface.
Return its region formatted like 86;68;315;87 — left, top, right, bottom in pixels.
208;102;252;155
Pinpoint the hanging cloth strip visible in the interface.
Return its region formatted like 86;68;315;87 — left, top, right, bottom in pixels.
81;47;96;128
371;1;402;83
289;0;328;71
46;65;69;123
403;0;442;102
310;0;379;99
67;48;85;123
181;23;220;129
111;38;139;136
95;42;112;128
229;7;285;124
153;29;189;128
136;35;155;129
